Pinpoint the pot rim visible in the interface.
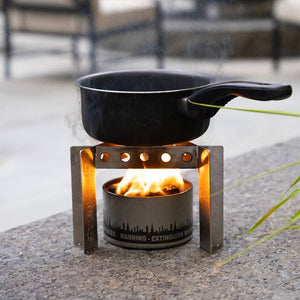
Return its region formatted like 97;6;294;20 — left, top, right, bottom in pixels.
75;69;213;94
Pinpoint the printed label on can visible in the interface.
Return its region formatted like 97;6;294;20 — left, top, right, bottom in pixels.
104;218;193;244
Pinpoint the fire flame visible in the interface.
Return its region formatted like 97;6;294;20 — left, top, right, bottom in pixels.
114;169;185;197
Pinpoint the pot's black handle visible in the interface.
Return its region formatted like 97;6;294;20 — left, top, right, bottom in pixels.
180;81;292;119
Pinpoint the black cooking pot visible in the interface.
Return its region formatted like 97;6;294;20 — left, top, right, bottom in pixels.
76;69;292;145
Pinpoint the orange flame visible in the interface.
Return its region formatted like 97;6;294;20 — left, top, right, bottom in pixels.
114;169;185;197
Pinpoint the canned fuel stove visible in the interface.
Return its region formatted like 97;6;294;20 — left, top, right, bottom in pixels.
71;143;223;253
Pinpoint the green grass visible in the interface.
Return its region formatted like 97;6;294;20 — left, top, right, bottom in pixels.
190;100;300;267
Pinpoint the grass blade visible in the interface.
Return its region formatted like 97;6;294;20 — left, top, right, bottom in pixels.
211;161;300;198
202;100;300;267
279;175;300;203
215;213;300;268
291;209;300;221
246;187;300;235
189;101;300;117
288;225;300;230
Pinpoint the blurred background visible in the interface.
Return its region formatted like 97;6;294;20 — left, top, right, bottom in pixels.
1;0;300;231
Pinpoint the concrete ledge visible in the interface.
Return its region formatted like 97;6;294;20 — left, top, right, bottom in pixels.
1;137;300;299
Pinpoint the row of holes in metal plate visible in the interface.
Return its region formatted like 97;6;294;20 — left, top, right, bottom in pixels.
99;152;193;163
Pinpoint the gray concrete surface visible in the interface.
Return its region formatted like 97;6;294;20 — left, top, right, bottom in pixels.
1;138;299;299
1;33;300;232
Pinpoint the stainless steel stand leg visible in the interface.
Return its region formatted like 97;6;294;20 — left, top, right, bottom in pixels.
71;146;98;253
198;146;223;253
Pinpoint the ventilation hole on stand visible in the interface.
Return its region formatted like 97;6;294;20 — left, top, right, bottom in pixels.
140;152;150;162
161;153;171;163
120;152;131;162
100;152;110;162
182;152;192;162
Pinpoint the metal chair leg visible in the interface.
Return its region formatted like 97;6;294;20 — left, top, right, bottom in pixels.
4;0;11;79
71;34;80;76
155;0;164;69
89;35;97;74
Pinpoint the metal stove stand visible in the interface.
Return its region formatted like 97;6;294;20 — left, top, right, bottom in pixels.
70;143;223;254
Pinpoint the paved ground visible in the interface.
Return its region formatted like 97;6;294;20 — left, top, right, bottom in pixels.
1;138;299;299
0;34;300;231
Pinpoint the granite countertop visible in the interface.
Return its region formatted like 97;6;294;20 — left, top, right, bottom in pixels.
1;138;300;299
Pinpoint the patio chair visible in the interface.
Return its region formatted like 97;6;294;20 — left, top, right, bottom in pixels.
3;0;164;78
272;0;300;69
